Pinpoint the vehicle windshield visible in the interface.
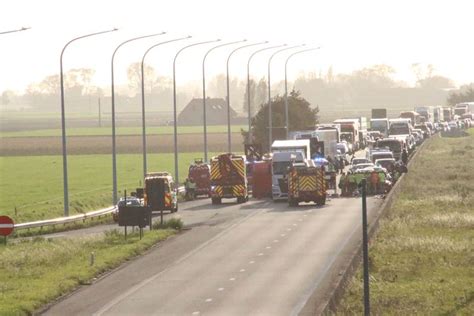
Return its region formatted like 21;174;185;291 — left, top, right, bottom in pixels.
272;161;291;175
377;141;401;152
340;133;353;142
352;158;369;165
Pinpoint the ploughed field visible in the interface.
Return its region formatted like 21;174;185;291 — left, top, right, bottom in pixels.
0;133;243;155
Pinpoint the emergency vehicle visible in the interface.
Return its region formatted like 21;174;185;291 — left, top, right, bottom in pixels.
287;160;326;206
144;172;178;213
187;158;211;197
210;153;248;204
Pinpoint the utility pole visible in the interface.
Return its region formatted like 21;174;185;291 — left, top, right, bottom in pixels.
98;97;101;128
360;178;371;316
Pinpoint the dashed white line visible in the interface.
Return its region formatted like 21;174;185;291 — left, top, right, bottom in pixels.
240;269;246;272
287;228;292;231
266;246;271;249
258;252;264;256
205;298;213;303
273;239;279;242
281;234;286;237
192;312;200;315
293;223;298;226
218;287;225;291
249;260;255;264
229;277;236;281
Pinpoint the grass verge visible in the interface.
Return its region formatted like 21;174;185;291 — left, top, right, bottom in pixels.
337;130;474;315
0;228;177;315
0;152;216;223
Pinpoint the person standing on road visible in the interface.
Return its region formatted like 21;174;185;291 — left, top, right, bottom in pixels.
401;148;408;165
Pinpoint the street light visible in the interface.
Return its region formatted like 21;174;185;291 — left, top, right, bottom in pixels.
173;39;219;183
246;43;284;142
267;44;305;150
110;32;166;205
0;26;30;35
202;39;247;162
225;42;269;152
60;28;118;216
140;36;192;178
284;47;321;139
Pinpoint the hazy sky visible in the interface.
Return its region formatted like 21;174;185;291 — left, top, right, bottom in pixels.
1;0;473;94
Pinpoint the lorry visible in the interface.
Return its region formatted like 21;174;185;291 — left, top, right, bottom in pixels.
371;108;387;119
333;119;360;152
414;106;434;123
271;139;310;201
376;138;405;161
288;160;326;206
144;172;178;213
388;118;414;153
443;107;453;122
399;111;421;126
187;158;211;198
369;118;390;137
433;106;443;123
210;153;248;204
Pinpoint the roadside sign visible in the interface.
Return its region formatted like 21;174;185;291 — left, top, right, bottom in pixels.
0;216;14;236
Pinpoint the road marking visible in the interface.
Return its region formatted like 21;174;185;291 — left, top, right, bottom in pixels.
281;234;286;237
240;269;246;272
273;239;279;242
205;298;213;303
303;214;307;217
293;223;298;226
258;252;264;256
299;219;303;221
249;260;255;264
192;312;200;315
287;228;292;231
218;287;224;291
229;277;236;281
94;207;266;315
266;246;271;249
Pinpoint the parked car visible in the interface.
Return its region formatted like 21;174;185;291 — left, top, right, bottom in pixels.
350;162;375;173
375;158;396;172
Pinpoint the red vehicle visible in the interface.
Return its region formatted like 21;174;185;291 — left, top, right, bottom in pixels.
251;160;272;198
188;158;211;197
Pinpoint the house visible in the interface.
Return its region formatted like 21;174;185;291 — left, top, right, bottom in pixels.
178;97;240;126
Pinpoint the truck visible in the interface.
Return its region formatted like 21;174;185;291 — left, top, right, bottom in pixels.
209;153;248;204
376;138;405;161
144;172;178;213
187;158;211;198
288;160;326;206
443;107;453;122
388;118;414;153
371;108;387;119
399;111;421;126
333;119;360;152
414;106;434;123
433;106;443;123
271;139;310;201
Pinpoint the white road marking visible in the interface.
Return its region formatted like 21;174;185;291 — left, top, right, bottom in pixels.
273;239;279;242
287;228;292;231
229;277;236;281
258;252;264;256
281;234;286;237
192;312;200;315
240;269;246;272
249;260;255;264
205;298;212;303
218;287;224;291
293;223;298;226
266;246;271;249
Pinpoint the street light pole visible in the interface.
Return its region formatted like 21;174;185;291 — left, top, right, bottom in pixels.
140;36;192;178
110;32;166;205
0;26;30;35
60;28;118;217
284;47;320;139
246;43;283;142
267;44;304;150
225;42;268;152
173;40;219;183
202;39;247;162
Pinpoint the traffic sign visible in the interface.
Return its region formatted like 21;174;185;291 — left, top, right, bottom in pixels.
0;216;14;236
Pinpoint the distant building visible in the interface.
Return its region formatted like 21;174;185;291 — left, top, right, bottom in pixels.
178;97;240;126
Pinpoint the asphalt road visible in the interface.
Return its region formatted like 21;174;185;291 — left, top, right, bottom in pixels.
43;193;383;315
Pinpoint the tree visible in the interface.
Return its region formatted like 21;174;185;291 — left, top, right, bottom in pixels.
447;83;474;106
127;62;156;94
245;90;318;149
242;77;268;116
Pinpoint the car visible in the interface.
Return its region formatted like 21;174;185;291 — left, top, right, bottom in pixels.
351;157;370;166
337;142;350;156
375;158;396;172
117;196;142;207
350;162;375;173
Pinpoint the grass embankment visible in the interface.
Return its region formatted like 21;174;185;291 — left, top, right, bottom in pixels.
0;152;216;223
0;125;247;137
338;130;474;315
0;227;178;315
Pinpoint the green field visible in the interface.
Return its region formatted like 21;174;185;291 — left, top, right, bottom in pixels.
337;130;474;314
0;125;247;138
0;153;216;223
0;228;177;315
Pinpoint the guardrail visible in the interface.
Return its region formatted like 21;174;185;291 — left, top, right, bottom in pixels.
13;186;186;231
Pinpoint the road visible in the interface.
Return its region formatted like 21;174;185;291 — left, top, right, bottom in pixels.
43;192;383;315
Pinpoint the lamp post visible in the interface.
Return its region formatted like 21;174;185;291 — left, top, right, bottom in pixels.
202;39;247;162
284;47;320;139
0;26;30;35
225;42;268;152
173;40;219;183
140;36;191;178
246;43;284;141
110;32;166;205
60;28;118;216
267;44;304;150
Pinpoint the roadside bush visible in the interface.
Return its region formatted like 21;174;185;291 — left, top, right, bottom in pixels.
152;218;183;230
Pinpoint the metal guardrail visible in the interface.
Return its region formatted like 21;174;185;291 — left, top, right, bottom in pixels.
13;186;185;231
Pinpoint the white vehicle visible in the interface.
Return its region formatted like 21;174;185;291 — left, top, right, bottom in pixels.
351;157;370;166
370;118;390;137
271;140;310;201
414;106;434;123
333;119;360;151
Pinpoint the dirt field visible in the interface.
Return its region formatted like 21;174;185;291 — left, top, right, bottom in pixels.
0;133;245;155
